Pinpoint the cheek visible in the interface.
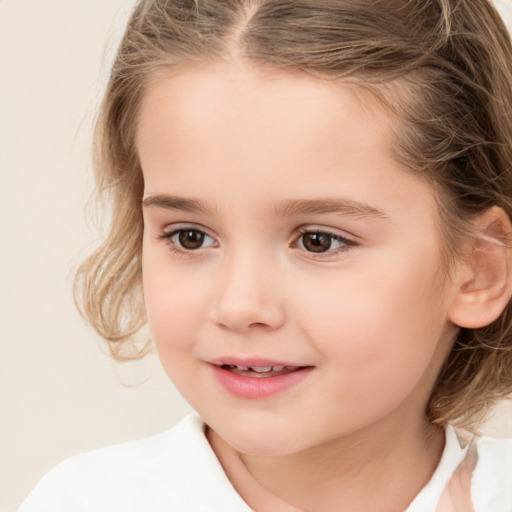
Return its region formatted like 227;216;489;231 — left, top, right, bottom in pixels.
142;249;207;362
294;250;451;391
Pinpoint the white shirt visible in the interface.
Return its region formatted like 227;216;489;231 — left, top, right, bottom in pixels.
19;413;512;512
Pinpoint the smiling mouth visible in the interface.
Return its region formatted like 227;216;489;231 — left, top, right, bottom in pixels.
219;364;305;378
211;362;314;398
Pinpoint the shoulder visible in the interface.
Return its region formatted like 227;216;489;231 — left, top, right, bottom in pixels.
472;434;512;512
19;413;251;512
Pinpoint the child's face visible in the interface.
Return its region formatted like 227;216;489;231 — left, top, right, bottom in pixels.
138;62;460;456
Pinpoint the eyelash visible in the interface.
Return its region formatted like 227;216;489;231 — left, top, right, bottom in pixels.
158;225;357;258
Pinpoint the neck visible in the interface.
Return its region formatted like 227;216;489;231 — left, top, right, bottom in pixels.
208;413;445;512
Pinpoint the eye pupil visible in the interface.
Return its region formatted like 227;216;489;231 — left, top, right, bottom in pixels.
178;230;204;250
302;232;332;253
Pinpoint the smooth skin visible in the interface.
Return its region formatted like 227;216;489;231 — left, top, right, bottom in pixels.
137;62;506;511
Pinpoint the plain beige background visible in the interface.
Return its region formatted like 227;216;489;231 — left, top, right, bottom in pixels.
1;1;512;511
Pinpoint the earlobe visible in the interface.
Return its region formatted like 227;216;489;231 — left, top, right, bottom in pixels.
448;206;512;329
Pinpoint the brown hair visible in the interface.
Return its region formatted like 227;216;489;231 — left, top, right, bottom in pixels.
75;0;512;430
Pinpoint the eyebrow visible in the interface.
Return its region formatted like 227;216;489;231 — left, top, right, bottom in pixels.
142;195;216;214
274;198;388;220
142;194;388;220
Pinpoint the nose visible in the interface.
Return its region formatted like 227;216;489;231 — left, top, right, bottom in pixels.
210;251;286;332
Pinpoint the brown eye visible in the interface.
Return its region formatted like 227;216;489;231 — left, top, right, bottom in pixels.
177;229;206;250
301;232;333;253
162;227;216;253
297;231;353;254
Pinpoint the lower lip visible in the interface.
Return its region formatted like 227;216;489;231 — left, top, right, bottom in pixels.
210;365;313;399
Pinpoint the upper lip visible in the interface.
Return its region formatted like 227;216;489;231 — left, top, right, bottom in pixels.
209;356;309;368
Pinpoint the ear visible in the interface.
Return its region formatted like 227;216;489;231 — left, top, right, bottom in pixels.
448;206;512;329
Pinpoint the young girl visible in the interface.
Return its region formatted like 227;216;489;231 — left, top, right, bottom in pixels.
19;0;512;510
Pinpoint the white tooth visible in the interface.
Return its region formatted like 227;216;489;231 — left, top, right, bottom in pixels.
272;366;285;372
237;366;250;371
251;366;273;373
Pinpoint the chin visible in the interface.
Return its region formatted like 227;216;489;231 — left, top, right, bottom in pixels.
215;421;310;457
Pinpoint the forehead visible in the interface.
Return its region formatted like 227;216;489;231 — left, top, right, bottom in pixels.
136;61;394;167
136;62;436;225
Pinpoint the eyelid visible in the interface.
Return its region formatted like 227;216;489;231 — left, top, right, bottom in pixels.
295;224;357;241
160;222;216;237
